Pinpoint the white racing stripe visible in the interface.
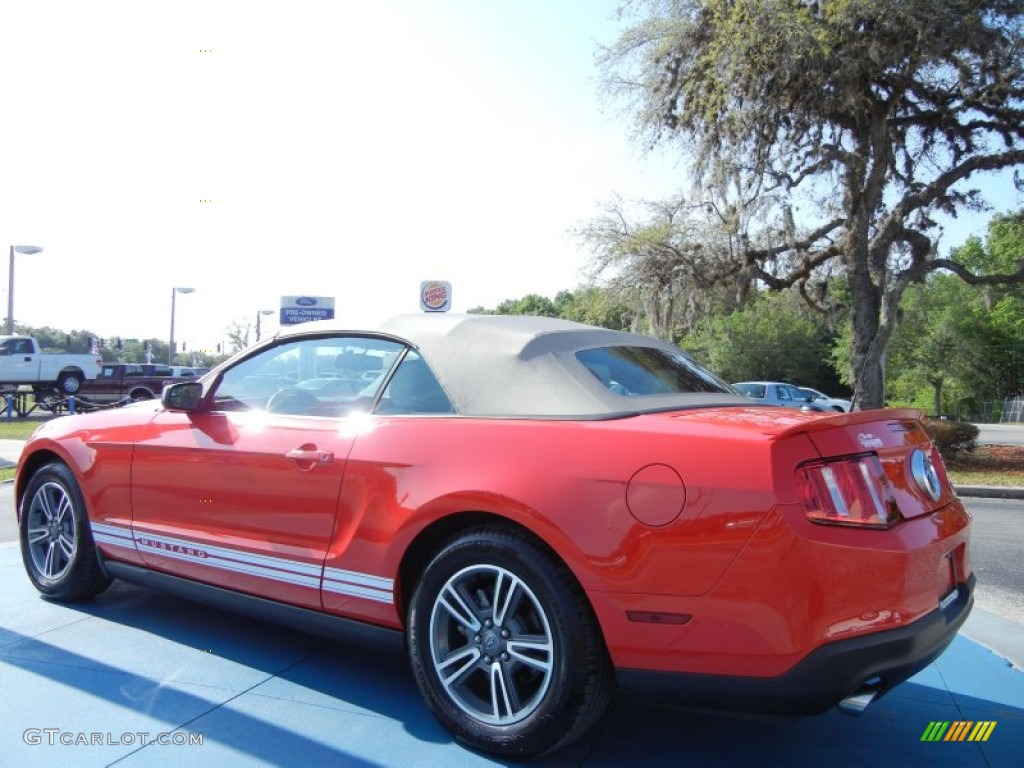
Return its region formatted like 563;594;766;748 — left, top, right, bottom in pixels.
322;567;395;604
89;521;394;604
91;522;136;549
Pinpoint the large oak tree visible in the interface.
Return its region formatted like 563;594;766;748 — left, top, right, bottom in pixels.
575;195;747;340
602;0;1024;408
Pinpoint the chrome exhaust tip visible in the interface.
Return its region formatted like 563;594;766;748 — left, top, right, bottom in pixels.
838;688;879;716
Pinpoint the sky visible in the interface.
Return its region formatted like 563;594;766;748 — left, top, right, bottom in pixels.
1;0;1021;355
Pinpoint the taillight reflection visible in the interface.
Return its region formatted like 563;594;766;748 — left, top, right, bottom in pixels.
798;454;901;528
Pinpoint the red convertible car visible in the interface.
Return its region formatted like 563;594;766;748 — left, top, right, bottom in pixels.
16;314;973;758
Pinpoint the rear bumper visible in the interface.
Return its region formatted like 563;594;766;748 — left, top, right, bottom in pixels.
616;574;974;715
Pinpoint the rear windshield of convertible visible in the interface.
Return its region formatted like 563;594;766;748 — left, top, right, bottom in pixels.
576;346;732;397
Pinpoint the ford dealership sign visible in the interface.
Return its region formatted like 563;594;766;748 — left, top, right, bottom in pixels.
280;295;335;325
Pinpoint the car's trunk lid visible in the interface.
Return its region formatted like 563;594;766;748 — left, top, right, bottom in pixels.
664;407;951;520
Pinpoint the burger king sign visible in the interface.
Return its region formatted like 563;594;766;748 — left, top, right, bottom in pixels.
419;281;452;312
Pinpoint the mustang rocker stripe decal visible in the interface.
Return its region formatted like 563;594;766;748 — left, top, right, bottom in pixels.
134;532;321;589
322;567;395;604
89;522;394;604
90;522;136;549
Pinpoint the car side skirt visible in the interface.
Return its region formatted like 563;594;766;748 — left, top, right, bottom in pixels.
101;559;405;655
616;575;974;716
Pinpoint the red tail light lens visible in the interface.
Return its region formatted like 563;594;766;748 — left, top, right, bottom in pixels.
798;454;901;528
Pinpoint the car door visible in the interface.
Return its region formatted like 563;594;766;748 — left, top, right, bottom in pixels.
785;385;812;406
773;384;793;407
0;338;38;383
130;334;403;610
320;350;456;625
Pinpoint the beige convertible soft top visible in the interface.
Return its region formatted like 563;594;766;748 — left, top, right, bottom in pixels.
276;313;749;418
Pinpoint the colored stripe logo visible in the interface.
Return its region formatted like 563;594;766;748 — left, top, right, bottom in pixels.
921;721;996;742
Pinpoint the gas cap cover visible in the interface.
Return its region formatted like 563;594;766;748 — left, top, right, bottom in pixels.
626;464;687;527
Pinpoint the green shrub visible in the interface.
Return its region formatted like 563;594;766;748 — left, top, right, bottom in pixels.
923;419;979;459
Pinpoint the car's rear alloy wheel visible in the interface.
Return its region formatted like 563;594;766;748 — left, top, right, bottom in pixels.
20;462;111;601
407;528;616;758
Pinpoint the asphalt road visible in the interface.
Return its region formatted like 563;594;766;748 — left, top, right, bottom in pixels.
976;423;1024;446
968;497;1024;627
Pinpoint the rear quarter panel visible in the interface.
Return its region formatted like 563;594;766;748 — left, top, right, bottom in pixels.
327;411;807;619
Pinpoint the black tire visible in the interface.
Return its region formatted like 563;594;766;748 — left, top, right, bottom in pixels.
19;462;112;601
129;388;154;402
58;372;83;394
407;527;616;758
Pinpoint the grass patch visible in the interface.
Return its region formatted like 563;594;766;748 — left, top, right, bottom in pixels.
946;445;1024;487
0;418;53;440
0;466;15;483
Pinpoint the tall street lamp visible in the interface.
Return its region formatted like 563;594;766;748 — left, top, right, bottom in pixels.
168;286;195;364
7;245;43;335
255;309;274;341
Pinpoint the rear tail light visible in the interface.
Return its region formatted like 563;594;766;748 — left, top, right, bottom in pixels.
797;454;900;528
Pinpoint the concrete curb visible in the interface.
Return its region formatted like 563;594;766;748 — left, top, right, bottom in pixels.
954;485;1024;500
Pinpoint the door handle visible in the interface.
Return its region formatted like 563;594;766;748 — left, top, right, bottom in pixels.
286;446;334;467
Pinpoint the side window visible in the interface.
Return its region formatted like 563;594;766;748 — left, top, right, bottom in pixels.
776;386;792;401
376;351;454;415
210;336;404;416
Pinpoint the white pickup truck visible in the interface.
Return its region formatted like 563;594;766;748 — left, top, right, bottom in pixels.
0;336;103;394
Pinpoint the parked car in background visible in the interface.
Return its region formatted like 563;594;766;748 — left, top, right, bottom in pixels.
170;366;209;378
0;335;102;395
294;376;364;398
74;363;195;405
732;381;827;411
16;315;972;758
797;386;852;412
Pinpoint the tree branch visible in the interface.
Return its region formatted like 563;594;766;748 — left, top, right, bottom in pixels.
898;257;1024;287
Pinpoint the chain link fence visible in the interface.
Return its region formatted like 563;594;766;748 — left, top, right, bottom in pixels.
1000;397;1024;423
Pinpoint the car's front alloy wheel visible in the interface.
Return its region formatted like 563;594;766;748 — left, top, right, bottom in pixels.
407;528;615;758
20;462;111;601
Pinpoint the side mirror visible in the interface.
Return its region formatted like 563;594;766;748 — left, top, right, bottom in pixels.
162;381;203;411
